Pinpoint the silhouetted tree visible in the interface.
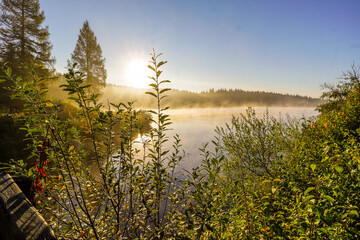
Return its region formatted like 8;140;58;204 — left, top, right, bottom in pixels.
0;0;54;110
318;64;360;113
69;20;106;93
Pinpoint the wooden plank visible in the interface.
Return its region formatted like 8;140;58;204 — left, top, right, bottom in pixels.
0;171;56;240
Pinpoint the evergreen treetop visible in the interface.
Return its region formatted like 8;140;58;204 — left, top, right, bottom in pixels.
0;0;54;78
0;0;54;111
69;20;106;93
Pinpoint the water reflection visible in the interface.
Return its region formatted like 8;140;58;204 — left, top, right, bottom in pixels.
134;133;150;144
166;107;318;170
131;107;318;171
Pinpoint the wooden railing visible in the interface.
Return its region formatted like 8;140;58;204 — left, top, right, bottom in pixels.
0;171;56;240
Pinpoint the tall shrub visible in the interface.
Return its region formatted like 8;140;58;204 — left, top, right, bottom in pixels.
1;50;185;239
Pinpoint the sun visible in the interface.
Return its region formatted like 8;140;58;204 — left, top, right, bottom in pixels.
125;60;151;88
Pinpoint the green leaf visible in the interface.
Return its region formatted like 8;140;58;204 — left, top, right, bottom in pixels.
335;165;343;174
349;210;359;217
310;164;316;171
247;189;258;199
304;187;315;195
5;67;12;76
160;88;171;94
303;195;314;203
147;65;155;72
160;80;171;84
156;70;162;77
321;156;329;162
147;110;157;115
145;91;157;98
318;228;329;234
320;195;335;203
157;61;167;68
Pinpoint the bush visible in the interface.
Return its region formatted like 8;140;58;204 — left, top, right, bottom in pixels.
2;55;360;239
1;51;186;239
0;115;33;169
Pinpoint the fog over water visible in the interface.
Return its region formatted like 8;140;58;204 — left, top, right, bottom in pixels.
164;107;318;170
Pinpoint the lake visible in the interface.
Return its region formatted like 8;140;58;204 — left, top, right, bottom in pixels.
165;107;319;170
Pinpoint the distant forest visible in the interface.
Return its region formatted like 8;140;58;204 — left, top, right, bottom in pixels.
95;83;322;109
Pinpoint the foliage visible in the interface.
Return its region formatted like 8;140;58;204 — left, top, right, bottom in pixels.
1;50;188;239
2;48;360;239
317;64;360;113
177;66;360;239
179;108;300;239
68;20;106;93
277;83;360;238
0;0;54;77
218;108;300;179
0;115;32;168
181;141;229;239
0;0;54;110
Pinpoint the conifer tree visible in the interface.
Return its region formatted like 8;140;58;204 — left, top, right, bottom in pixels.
69;20;106;93
0;0;54;110
0;0;54;77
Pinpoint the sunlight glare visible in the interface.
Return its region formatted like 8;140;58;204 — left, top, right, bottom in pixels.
125;60;151;88
134;133;150;144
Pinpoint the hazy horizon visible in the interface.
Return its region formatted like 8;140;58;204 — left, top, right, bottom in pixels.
40;0;360;98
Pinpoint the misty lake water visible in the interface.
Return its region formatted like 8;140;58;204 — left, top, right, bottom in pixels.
160;107;318;170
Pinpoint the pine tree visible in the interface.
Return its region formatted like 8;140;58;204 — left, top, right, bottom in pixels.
69;20;106;93
0;0;54;78
0;0;54;110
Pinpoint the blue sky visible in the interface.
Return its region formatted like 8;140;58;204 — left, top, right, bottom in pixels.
40;0;360;97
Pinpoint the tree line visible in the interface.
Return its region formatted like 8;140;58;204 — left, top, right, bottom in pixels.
98;84;321;109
